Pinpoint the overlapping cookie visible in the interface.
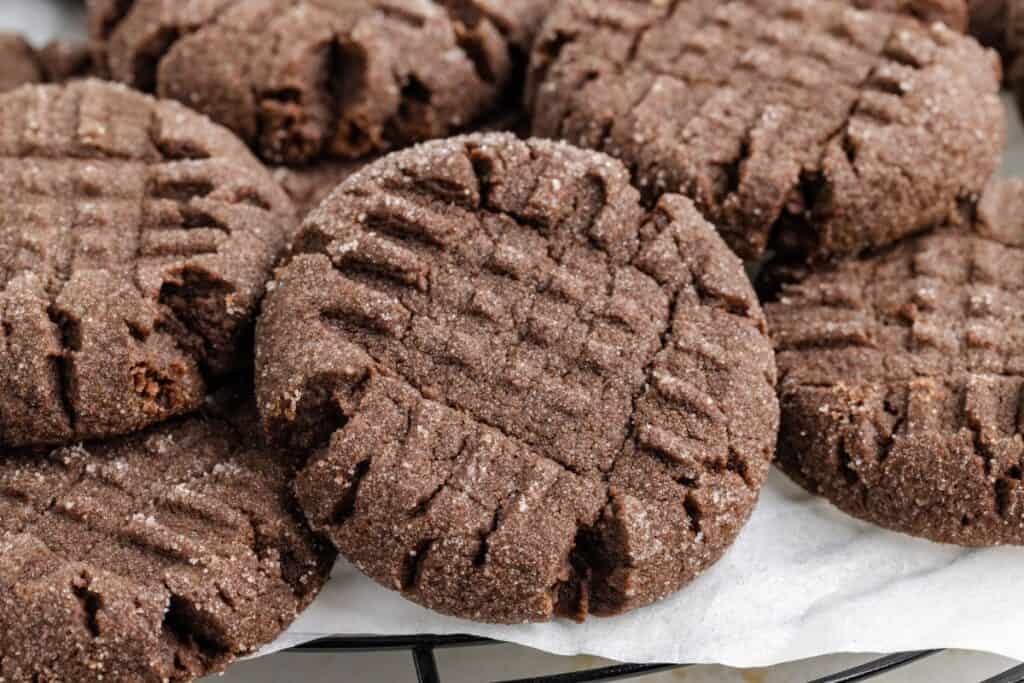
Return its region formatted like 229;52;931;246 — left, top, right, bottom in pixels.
89;0;548;164
528;0;1004;262
0;80;294;447
767;180;1024;547
0;394;333;682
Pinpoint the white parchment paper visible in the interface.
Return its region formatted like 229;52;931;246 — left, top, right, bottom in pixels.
6;1;1024;669
271;470;1024;667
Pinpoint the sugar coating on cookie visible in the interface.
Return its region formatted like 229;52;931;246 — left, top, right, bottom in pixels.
257;133;779;623
89;0;549;163
0;400;334;683
767;180;1024;547
527;0;1004;261
0;80;294;448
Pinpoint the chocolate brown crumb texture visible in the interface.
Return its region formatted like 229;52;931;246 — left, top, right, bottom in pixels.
0;395;333;683
766;179;1024;547
0;80;294;448
527;0;1004;262
0;33;95;94
88;0;549;164
257;133;779;623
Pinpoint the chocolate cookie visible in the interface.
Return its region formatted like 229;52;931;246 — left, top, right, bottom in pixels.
766;180;1024;547
0;396;333;682
258;134;779;622
0;33;95;94
89;0;549;164
527;0;1004;262
0;80;294;448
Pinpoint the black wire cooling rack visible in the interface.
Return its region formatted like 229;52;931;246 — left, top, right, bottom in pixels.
290;637;1024;683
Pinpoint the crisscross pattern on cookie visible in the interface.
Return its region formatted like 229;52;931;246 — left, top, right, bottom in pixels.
259;134;778;622
767;181;1024;546
0;81;292;447
528;0;1002;260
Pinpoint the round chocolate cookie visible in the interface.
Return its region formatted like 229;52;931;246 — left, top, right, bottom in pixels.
767;180;1024;547
258;134;779;623
527;0;1004;262
0;396;334;682
89;0;548;164
0;80;294;448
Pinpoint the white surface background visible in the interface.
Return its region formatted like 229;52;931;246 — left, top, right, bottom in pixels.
4;2;1024;681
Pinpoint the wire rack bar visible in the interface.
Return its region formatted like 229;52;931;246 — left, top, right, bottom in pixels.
288;638;1024;682
413;644;442;683
495;663;684;683
980;663;1024;683
808;650;942;683
291;634;492;653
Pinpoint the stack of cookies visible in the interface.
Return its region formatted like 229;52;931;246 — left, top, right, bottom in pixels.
0;0;1018;680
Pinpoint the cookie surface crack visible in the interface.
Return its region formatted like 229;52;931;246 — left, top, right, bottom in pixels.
71;575;103;638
